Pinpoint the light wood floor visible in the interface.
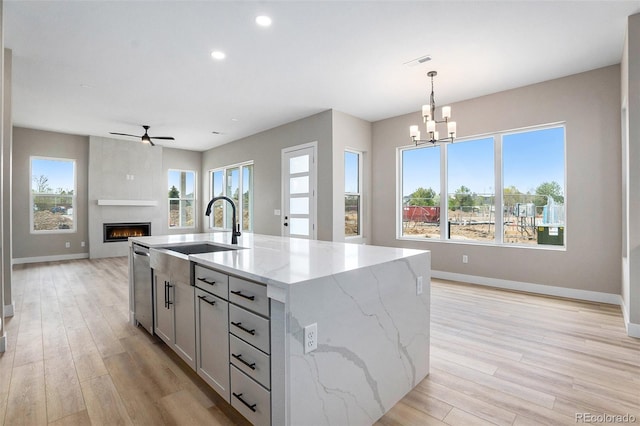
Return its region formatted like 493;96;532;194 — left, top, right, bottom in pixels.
0;258;638;425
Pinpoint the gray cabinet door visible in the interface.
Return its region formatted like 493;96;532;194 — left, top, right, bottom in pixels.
195;288;230;402
154;271;174;345
173;280;196;370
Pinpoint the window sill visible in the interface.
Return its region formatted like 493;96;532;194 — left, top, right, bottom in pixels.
397;236;566;251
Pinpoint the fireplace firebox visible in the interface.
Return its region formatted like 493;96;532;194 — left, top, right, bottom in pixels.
103;222;151;243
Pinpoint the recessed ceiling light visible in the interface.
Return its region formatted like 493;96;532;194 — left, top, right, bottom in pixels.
255;15;272;27
211;50;226;60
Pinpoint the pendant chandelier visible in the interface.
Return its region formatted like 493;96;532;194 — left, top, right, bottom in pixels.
409;71;456;145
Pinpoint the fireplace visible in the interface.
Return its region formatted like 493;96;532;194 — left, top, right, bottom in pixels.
103;222;151;243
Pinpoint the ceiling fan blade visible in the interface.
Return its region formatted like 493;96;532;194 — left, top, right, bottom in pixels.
109;132;142;138
149;140;155;147
150;136;175;140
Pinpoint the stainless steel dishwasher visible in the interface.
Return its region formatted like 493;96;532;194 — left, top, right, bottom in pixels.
132;243;153;334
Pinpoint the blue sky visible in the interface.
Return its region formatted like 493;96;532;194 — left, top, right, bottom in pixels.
402;126;565;197
31;158;74;192
168;170;195;196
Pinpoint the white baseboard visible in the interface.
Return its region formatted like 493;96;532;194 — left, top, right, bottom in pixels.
12;253;89;265
620;300;640;338
4;301;14;317
432;270;621;305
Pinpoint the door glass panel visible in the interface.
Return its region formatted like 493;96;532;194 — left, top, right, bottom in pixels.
290;197;309;215
290;176;309;194
289;218;309;236
290;155;309;174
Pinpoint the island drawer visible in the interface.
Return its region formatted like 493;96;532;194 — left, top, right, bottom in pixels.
230;334;270;389
229;304;270;354
229;276;269;317
230;365;271;426
194;265;229;299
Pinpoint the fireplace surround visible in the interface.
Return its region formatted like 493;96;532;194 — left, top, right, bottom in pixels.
103;222;151;243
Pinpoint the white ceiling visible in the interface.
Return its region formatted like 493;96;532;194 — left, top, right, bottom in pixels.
5;1;640;152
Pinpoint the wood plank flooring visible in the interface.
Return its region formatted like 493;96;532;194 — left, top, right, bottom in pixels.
1;258;638;425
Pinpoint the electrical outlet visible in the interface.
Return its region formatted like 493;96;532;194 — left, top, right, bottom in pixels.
81;241;85;247
65;242;71;248
462;255;469;264
416;276;423;295
304;323;317;353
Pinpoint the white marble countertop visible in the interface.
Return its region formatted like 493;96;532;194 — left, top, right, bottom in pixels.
130;232;428;288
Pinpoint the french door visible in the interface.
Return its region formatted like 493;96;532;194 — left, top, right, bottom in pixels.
281;143;317;239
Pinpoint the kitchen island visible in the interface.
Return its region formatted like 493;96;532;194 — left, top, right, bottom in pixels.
129;232;430;426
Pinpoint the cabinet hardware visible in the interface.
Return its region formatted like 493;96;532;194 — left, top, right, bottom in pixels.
231;353;256;370
164;280;168;309
166;282;173;307
232;392;257;412
231;290;255;301
197;294;216;306
231;321;256;335
196;277;216;285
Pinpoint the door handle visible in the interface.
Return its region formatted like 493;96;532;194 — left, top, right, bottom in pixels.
284;215;288;227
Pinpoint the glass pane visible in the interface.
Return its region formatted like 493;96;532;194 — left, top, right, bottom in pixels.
211;170;224;228
289;218;309;236
169;199;179;227
242;165;253;231
226;168;239;229
345;151;359;193
290;197;309;215
33;194;74;231
290;176;309;194
345;195;360;236
31;158;74;194
289;154;309;174
503;127;565;246
401;146;440;238
447;137;495;241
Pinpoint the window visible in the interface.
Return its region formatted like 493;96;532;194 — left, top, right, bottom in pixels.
398;124;566;247
168;169;196;228
400;145;441;239
30;157;76;233
448;137;495;242
344;150;362;237
502;127;565;245
209;162;253;231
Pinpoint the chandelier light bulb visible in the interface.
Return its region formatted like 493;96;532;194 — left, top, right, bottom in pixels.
442;106;451;120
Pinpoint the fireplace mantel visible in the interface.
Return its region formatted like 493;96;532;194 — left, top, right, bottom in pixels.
97;199;158;207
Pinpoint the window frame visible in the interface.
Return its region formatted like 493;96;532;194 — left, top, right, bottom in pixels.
208;160;254;232
344;149;363;239
168;168;197;229
397;122;567;250
30;156;77;234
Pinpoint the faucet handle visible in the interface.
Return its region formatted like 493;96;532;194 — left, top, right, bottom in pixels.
235;224;242;237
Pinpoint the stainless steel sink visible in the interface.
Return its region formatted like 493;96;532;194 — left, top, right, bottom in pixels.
162;243;238;255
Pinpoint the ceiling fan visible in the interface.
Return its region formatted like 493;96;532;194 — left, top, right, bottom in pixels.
109;125;175;146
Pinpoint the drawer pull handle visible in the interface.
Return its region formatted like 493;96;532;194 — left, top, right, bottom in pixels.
232;353;256;370
231;290;255;301
231;321;256;335
233;392;257;412
197;277;216;285
197;295;216;306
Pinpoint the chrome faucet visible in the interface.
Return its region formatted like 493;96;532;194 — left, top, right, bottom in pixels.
205;196;242;244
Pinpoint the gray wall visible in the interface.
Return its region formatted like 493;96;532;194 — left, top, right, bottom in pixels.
12;127;90;260
372;65;622;296
331;110;372;243
201;110;334;240
622;13;640;332
3;48;12;310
